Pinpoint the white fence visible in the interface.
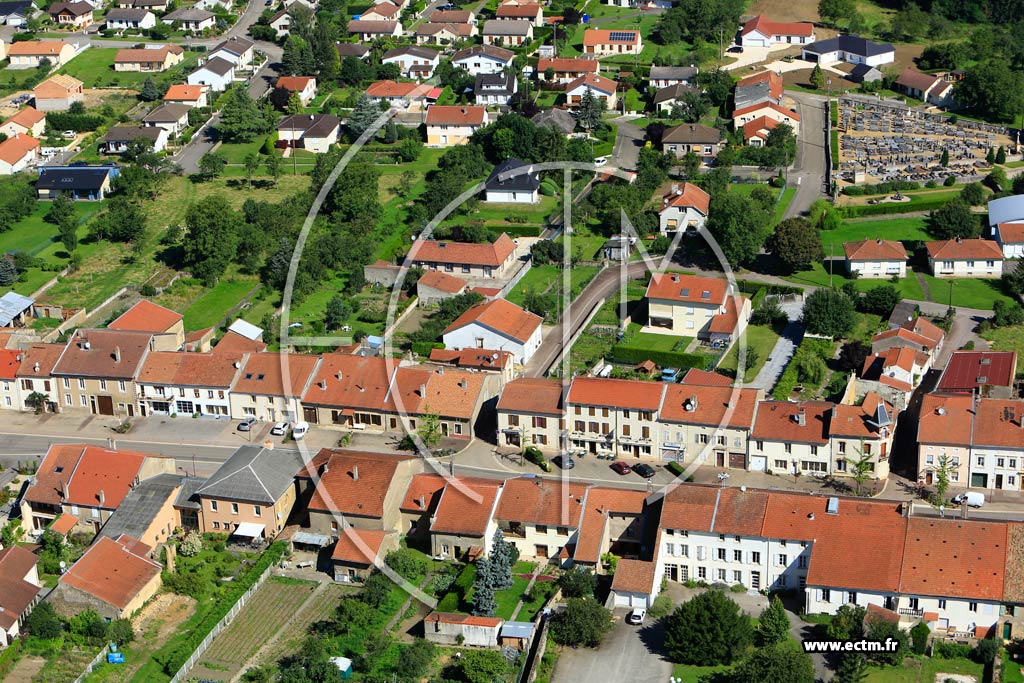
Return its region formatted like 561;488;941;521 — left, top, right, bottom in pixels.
166;562;275;683
72;647;109;683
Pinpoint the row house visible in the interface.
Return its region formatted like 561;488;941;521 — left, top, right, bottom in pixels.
494;477;588;562
19;443;175;533
497;378;565;450
452;44;515;76
15;343;63;413
51;329;153;417
135;349;245;417
658;382;762;469
430;477;503;560
229;352;320;423
0;349;20;411
565;377;664;458
918;393;1024;491
937;350;1017;399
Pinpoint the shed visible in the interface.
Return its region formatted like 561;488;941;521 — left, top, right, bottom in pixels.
329;656;353;679
424;611;503;647
499;621;535;650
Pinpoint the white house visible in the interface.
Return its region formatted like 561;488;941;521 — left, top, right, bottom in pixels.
275;75;317;105
992;223;1024;259
425;105;489;146
0;134;39;175
565;72;617;109
104;7;155;30
269;8;290;37
843;239;908;278
643;272;735;338
484;158;538;204
658;182;710;235
442;298;542;365
207;36;254;68
481;19;532;46
161;7;215;32
473;70;517;106
801;34;895;67
142;103;191;136
926;238;1004;278
101;125;168;154
135;350;244;418
452;44;515;75
648;65;697;91
739;15;815;47
277;113;341;154
894;68;956;107
381;46;440;79
187;57;235;91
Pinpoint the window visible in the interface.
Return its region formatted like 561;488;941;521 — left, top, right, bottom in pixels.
822;589;831;603
253;506;261;516
454;423;463;435
778;554;787;566
697;566;706;579
751;552;760;564
977;456;985;467
835;459;847;472
757;441;764;450
926;454;934;465
78;378;85;389
65;394;72;406
717;548;726;561
210;500;218;511
681;544;689;557
969;602;978;612
557;527;568;536
535;524;548;534
998;458;1006;468
1010;476;1017;487
63;378;70;389
733;570;742;583
733;549;742;562
938;599;946;609
717;435;726;446
798;555;808;568
784;443;792;454
716;569;726;581
810;445;818;456
838;441;846;454
848;592;857;604
774;459;787;469
231;503;239;514
119;380;126;392
99;380;106;391
213;521;220;529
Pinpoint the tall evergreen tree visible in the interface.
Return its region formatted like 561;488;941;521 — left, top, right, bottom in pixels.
281;35;315;76
139;77;162;101
576;88;604;133
346;94;382;139
756;596;790;646
490;529;514;589
836;653;869;683
471;558;497;616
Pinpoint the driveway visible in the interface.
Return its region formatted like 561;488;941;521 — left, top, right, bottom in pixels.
610;117;645;171
552;609;671;683
783;91;828;219
748;298;805;390
721;44;794;71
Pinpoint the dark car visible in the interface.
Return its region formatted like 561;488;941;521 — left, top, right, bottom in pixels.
633;463;656;478
610;461;632;475
237;417;257;432
727;45;744;53
557;455;576;470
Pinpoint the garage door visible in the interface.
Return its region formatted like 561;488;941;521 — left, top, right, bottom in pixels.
749;456;767;472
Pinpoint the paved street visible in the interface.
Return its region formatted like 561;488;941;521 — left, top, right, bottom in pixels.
783;91;828;219
610;117;646;171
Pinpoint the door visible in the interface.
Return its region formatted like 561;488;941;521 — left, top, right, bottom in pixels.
716;453;725;467
303;406;318;424
729;453;745;469
1005;622;1013;640
535;545;548;559
126;404;134;417
997;474;1004;489
96;395;114;416
925;471;933;485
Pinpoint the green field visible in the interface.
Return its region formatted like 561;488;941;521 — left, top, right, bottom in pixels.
182;276;259;331
819;216;931;254
618;326;691;353
506;264;600;308
59;48;199;88
983;325;1024;375
920;273;1011;310
718;323;780;379
862;656;982;683
556;233;610;261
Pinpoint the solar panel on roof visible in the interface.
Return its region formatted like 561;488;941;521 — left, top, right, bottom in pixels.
608;30;635;41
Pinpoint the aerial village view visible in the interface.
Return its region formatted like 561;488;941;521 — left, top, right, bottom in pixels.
1;0;1024;680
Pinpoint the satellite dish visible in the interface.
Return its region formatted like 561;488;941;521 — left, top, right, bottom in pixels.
59;561;67;573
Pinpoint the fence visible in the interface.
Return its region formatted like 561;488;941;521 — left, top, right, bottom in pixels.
166;562;275;683
497;259;534;300
72;646;109;683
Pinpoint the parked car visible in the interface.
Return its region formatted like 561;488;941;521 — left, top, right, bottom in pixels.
237;417;257;432
727;45;744;53
660;367;679;382
633;463;656;479
593;156;608;167
557;454;576;470
62;130;76;139
953;492;985;508
610;461;632;475
270;421;288;436
292;421;310;440
626;608;646;625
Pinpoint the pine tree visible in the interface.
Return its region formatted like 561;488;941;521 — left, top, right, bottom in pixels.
810;64;825;90
577;88;604;133
285;90;304;115
281;35;315;76
139;77;161;102
0;259;17;286
471;558;497;616
996;145;1007;164
490;529;513;589
986;147;996;164
58;217;77;253
836;652;869;683
346;94;382;139
756;596;790;646
939;148;949;166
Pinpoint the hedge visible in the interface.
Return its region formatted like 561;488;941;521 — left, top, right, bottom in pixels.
837;196;951;218
45;112;106;133
771;337;835;400
411;341;444;356
737;279;803;296
149;542;287;679
498;225;542;237
841;179;920;196
609;344;709;371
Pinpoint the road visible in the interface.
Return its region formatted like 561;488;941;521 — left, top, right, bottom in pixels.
783;90;828;219
610;117;645;171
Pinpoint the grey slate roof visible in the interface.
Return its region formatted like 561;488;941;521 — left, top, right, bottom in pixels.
653;83;696;105
173;476;205;510
803;34;894;58
482;18;530;35
103;125;163;143
734;80;777;110
106;7;151;19
531;108;575;134
196;446;305;505
163;7;213;20
485;158;539;192
649;66;697;82
196;56;235;76
99;473;183;542
383;45;438;61
474;71;515;96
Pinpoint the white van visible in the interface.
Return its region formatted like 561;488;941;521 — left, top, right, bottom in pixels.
291;421;309;440
953;492;985;508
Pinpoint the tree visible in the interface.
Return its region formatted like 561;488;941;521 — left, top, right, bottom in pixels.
836;653;869;683
550;597;613;647
284;90;304;115
934;453;954;500
802;288;856;338
396;638;435;680
25;602;63;640
198;151;228;180
940;148;949;166
928;199;979;239
846;447;876;495
996;146;1007;164
827;604;866;641
558;567;597;598
489;528;515;590
59;217;77;253
243;152;261;188
25;391;49;414
861;284;901;315
471;557;497;616
664;591;752;665
818;0;855;25
757;596;790;646
281;35;315;76
729;643;815;683
577;88;605;133
910;620;930;655
766;218;824;272
397;136;422;163
218;86;272;143
810;64;825;90
139;77;162;102
324;295;352;331
992;299;1024;327
416;408;442;448
45;192;75;226
670;91;709;123
960;181;986;205
346;94;382;140
705;193;772;266
956;60;1024;124
264;153;283;186
450;650;511;683
99;197;146;243
865;618;908;666
183;195;242;285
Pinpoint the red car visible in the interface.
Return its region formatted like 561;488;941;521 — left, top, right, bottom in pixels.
610;461;632;475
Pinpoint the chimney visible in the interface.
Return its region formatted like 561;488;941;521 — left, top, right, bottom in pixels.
336;371;343;381
114;346;121;363
320;379;327;390
107;437;116;450
60;479;68;499
418;494;426;510
960;502;969;520
352;465;359;481
98;489;105;507
33;362;40;373
902;500;912;517
319;461;329;476
419;384;427;396
795;408;806;426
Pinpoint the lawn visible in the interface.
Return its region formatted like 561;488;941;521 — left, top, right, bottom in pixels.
785;262;927;301
1004;651;1024;683
182;275;260;331
774;187;796;223
862;656;982;682
59;48;200;88
718;323;780;380
919;274;1011;310
819;216;931;254
618;326;690;353
556;232;608;261
982;325;1024;375
672;663;728;683
505;264;600;308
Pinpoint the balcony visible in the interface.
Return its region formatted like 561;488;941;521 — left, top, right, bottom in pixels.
898;608;924;618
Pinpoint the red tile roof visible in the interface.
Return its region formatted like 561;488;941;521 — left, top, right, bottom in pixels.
741;15;814;37
829;392;895;439
681;368;733;386
742;115;779;141
567;376;664;411
418;270;468;294
901;518;1006;600
0;134;39;165
366;80;432;98
496;2;540;16
24;444;152;508
565;72;618;95
645;272;728;305
386;365;486;420
138;351;242;388
926;238;1004;260
708;295;748;335
60;535;161;611
302;354;392;409
0;546;40;631
536;57;598;73
871;326;938;352
233;352;319;398
937;350;1017;392
16;343;64;378
409;232;515;267
424;104;486;125
660;383;759;429
428;347;513;371
611;559;656;594
443;298;541;344
431;479;503;535
400;473;447;513
661;182;711;215
902;317;944;345
494;477;586;527
331;528;391;565
844;238;908;261
573;487;647;564
305;449;414;518
751;401;833;445
425;611;502;627
163;84;206;101
919;394;1024;449
211;330;267;355
49;514;78;535
583;28;640;45
52;328;153;380
2;106;45;130
276;76;314;91
0;349;21;380
997;223;1024;244
496;377;564;415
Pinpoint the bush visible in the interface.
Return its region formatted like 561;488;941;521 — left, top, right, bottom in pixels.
609;344;709;371
178;531;203;557
384;548;427;581
648;594;674;619
557;568;597;598
933;640;972;659
524;446;551;472
838;197;951;218
910;620;929;655
972;639;999;664
411;341;444;357
841;180;920;196
550;597;613;647
664;590;752;665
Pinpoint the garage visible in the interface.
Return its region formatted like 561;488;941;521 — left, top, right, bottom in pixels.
749;455;767;471
610;558;656;610
613;591;649;608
